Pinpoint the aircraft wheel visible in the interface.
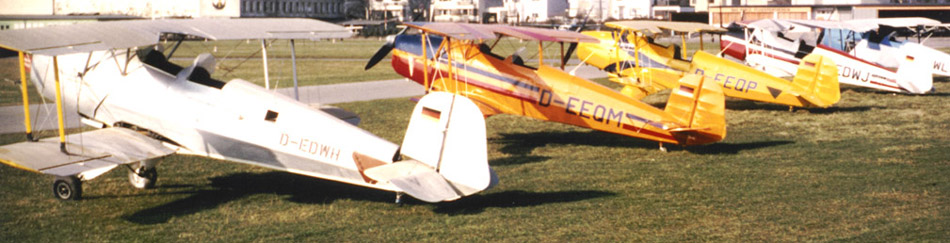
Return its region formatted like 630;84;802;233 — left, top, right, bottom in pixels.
53;176;82;200
129;167;158;189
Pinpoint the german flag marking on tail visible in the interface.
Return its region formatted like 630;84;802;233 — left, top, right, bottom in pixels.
676;85;695;98
421;107;441;122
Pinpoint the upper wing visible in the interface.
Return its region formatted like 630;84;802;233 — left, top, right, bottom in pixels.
848;17;941;29
402;22;598;43
606;20;725;36
784;19;878;32
0;127;175;179
0;18;352;55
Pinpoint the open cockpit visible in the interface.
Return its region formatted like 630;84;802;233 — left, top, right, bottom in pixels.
138;47;225;89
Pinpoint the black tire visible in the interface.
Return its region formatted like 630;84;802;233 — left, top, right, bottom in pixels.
52;176;82;200
129;167;158;189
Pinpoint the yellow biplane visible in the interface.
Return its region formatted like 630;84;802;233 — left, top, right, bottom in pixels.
575;20;841;108
366;22;726;148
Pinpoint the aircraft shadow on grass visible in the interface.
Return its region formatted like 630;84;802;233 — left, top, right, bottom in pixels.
495;130;661;155
431;190;615;215
685;140;793;155
839;86;950;97
723;99;882;113
124;172;394;225
123;172;613;224
489;130;660;166
493;130;791;156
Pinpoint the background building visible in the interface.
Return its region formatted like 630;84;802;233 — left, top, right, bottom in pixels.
0;0;241;18
241;0;363;19
566;0;652;23
430;0;501;23
707;1;950;27
1;0;948;28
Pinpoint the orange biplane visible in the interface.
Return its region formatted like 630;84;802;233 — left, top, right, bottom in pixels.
365;23;727;148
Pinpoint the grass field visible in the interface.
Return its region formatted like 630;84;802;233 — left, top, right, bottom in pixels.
1;38;949;241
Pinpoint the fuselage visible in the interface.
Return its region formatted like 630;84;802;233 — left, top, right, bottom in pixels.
721;28;932;94
389;34;721;145
578;31;837;108
825;29;950;77
27;49;400;191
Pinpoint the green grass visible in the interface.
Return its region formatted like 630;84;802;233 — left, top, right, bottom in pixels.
0;57;43;105
1;39;950;241
158;38;404;87
3;78;949;241
167;38;394;59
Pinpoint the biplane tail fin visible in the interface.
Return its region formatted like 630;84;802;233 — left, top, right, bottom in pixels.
663;74;727;146
575;31;616;70
893;48;934;94
791;53;841;107
365;92;495;202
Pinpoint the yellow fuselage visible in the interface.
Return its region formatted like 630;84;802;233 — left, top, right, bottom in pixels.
577;31;840;108
390;35;724;145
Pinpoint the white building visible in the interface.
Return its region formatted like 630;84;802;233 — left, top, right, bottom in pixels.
430;0;486;22
0;0;241;18
566;0;652;23
652;0;691;20
501;0;569;24
368;0;409;20
705;0;950;27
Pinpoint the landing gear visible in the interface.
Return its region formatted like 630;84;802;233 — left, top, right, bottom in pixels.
129;159;160;189
52;176;82;200
128;167;158;189
395;192;404;204
659;142;668;153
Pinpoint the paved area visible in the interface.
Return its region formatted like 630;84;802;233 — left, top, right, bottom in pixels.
0;104;83;134
0;65;607;134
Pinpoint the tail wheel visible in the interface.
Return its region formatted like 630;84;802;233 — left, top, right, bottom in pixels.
129;167;158;189
52;176;82;200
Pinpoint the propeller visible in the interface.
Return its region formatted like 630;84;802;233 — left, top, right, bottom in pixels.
365;34;399;70
560;9;593;66
365;7;427;70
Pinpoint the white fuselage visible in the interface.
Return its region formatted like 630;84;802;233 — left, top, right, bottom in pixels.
724;29;933;94
852;38;950;77
28;49;401;191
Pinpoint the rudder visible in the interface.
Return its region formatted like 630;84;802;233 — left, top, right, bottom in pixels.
663;74;726;146
366;92;494;202
792;53;840;107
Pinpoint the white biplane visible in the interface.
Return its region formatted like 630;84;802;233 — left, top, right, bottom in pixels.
0;18;495;203
721;18;936;94
819;18;950;77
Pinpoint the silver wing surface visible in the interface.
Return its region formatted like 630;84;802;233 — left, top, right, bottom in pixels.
0;18;353;55
0;127;174;179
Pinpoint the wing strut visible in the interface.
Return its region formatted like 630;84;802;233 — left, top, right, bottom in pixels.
538;42;544;66
166;35;185;59
52;56;68;153
290;39;299;100
680;32;688;58
559;42;565;70
18;52;35;142
422;32;429;91
261;40;271;89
